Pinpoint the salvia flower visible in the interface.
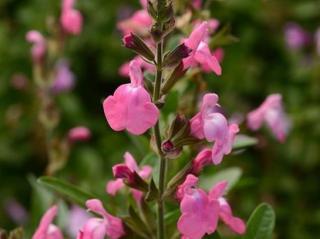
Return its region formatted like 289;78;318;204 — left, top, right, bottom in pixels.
32;205;63;239
77;199;125;239
51;59;75;94
190;93;239;164
26;30;46;64
247;94;290;142
177;175;246;239
103;59;159;135
191;148;212;175
107;152;152;202
60;0;83;35
183;22;222;75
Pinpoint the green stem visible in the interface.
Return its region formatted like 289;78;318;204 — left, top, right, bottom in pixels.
153;39;167;239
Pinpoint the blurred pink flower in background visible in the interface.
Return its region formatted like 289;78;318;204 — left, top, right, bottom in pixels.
4;199;28;225
60;0;83;35
11;74;29;91
284;22;310;50
117;0;152;37
103;59;159;135
26;30;46;64
51;59;75;94
247;94;291;142
77;199;125;239
32;205;63;239
68;126;91;142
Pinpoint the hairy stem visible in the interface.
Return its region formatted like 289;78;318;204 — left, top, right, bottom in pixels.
153;39;167;239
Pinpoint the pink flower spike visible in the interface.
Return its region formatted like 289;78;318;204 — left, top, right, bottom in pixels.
32;205;63;239
60;0;83;35
26;30;46;64
103;59;159;135
68;126;91;142
79;199;125;239
247;94;290;142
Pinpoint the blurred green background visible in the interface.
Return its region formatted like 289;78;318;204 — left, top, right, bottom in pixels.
0;0;319;238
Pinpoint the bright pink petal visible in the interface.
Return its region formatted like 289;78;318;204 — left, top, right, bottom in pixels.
208;181;228;200
32;205;62;239
139;165;152;179
184;22;208;50
124;152;139;172
61;9;83;35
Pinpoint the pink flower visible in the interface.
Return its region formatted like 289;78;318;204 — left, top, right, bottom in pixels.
60;0;83;35
117;10;152;36
190;93;239;164
77;199;125;239
103;59;159;135
177;175;219;239
68;126;91;142
106;152;152;202
183;22;222;75
247;94;290;142
32;205;63;239
26;30;46;64
177;175;246;239
51;60;75;94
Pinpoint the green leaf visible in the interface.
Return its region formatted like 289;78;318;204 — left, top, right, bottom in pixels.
200;167;242;192
233;135;258;150
243;203;275;239
37;176;96;207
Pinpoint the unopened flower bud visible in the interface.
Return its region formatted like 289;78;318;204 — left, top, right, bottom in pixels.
161;140;182;159
68;126;91;143
123;33;155;62
161;63;186;95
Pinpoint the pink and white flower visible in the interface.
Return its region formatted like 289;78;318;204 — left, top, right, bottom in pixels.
107;152;152;202
32;205;63;239
103;59;159;135
177;175;246;239
77;199;125;239
191;93;239;164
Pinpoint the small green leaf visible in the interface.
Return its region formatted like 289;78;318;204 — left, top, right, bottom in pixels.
243;203;275;239
200;167;242;192
37;176;96;207
233;135;258;150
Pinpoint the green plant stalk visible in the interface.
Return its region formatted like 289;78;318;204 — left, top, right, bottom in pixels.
153;38;167;239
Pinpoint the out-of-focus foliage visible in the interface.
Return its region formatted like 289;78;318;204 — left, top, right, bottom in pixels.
0;0;319;238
